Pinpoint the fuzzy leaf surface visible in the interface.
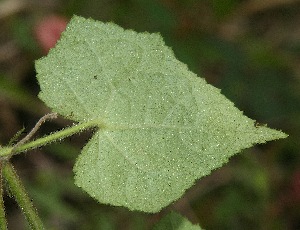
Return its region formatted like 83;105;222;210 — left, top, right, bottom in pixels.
36;15;287;212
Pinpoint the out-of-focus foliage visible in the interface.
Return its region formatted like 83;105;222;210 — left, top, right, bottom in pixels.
0;0;299;229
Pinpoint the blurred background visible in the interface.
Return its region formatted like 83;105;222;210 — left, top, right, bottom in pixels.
0;0;299;229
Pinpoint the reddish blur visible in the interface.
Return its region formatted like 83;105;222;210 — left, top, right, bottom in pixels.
34;15;68;54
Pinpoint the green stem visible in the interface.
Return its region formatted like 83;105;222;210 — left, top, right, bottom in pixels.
0;120;99;158
2;162;43;229
0;162;7;230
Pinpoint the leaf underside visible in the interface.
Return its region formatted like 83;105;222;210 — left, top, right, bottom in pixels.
36;15;287;213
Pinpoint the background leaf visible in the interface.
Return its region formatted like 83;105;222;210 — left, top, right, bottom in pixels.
153;211;201;230
35;16;287;212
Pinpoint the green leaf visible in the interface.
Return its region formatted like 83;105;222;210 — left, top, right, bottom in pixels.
153;212;202;230
35;15;287;213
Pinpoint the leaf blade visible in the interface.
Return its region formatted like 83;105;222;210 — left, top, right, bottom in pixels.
36;15;287;212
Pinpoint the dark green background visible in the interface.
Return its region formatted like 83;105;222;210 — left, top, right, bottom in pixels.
0;0;299;229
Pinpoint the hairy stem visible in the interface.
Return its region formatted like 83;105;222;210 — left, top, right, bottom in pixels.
0;120;99;158
2;162;44;229
12;113;57;151
0;162;7;230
